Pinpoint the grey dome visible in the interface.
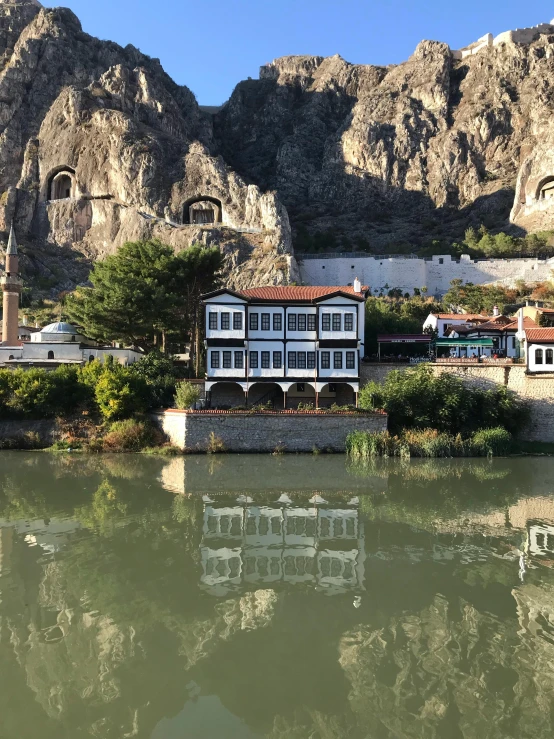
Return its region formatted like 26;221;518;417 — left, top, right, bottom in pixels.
41;322;78;334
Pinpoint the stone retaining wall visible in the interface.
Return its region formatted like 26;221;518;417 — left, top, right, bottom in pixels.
0;419;58;447
152;410;387;453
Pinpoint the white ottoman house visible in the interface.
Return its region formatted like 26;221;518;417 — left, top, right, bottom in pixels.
202;281;367;408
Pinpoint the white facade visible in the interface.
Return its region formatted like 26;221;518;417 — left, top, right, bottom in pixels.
203;287;365;405
200;502;365;596
0;321;143;367
423;313;485;338
527;343;554;373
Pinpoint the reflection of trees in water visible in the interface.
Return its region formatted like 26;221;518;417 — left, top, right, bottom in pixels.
3;459;554;737
347;458;524;533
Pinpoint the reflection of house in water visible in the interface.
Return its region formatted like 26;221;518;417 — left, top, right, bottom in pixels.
0;519;81;555
527;522;554;560
200;503;365;595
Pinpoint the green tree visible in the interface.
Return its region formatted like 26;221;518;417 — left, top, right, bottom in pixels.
129;351;178;408
66;240;223;365
174;381;201;409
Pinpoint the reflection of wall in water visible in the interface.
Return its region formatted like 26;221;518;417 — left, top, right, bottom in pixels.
200;504;365;595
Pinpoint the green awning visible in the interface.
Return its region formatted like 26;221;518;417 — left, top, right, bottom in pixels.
435;338;494;348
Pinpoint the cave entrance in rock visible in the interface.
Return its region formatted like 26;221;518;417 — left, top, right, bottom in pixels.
183;196;222;225
537;177;554;201
48;168;76;201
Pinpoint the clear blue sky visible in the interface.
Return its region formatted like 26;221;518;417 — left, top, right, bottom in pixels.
44;0;554;105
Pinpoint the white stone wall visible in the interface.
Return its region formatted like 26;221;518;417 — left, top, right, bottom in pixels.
298;254;554;296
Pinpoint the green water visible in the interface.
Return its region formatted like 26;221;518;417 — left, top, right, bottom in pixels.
1;453;554;738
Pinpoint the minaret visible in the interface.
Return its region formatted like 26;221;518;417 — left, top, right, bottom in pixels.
1;224;22;346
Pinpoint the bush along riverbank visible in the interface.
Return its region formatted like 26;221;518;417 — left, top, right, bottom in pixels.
346;428;513;459
349;363;529;458
0;354;190;454
358;364;528;437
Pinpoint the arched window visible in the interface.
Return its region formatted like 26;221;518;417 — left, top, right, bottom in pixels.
89;355;95;362
47;167;76;200
182;195;223;225
547;349;553;365
47;350;55;360
8;355;14;360
535;348;543;364
537;177;554;201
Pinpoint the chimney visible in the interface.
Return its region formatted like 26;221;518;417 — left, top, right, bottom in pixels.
353;276;361;293
493;306;499;317
518;308;524;335
22;315;28;326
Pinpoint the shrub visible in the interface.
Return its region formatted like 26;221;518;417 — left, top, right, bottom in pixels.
102;418;162;452
250;402;273;412
469;428;513;457
94;370;149;421
207;431;226;454
129;351;177;407
346;427;513;459
346;430;399;458
49;439;82;452
174;381;201;410
358;364;528;436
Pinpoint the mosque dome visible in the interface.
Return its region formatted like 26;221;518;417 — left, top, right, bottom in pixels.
41;322;79;334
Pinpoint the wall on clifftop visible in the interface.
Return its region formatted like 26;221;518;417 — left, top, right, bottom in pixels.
299;253;554;295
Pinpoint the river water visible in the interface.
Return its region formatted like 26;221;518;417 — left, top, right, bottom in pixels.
1;452;554;738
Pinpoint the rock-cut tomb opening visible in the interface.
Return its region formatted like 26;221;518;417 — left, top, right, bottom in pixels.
48;168;75;201
183;196;223;225
537;177;554;201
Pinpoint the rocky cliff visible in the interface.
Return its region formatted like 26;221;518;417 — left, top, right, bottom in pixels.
0;0;292;293
216;24;554;252
2;3;554;296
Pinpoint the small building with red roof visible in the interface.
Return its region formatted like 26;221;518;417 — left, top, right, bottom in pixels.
422;312;488;338
525;327;554;372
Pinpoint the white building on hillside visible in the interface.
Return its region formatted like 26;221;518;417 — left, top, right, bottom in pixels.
525;328;554;373
0;321;143;367
202;282;367;408
423;312;488;338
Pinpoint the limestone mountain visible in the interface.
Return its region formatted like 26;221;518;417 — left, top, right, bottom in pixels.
1;3;554;295
216;26;554;252
0;0;291;293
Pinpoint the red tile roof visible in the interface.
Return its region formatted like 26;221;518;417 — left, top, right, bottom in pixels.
525;328;554;342
431;313;487;321
238;286;367;301
502;316;538;331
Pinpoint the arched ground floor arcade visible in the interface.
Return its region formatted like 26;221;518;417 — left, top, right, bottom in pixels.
205;380;359;409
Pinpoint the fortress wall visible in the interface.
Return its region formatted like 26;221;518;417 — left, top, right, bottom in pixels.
299;254;554;295
494;24;554;46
